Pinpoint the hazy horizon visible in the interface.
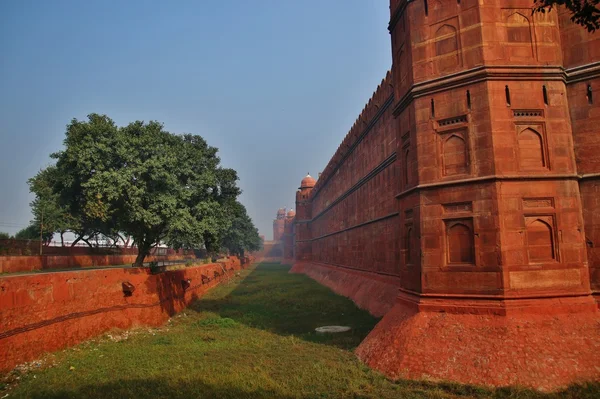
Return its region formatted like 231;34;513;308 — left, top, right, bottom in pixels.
0;0;391;240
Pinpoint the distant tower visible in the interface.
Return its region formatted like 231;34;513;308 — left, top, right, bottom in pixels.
272;207;286;241
282;208;296;263
295;173;316;261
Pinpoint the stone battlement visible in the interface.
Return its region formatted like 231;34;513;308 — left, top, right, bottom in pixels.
310;71;393;201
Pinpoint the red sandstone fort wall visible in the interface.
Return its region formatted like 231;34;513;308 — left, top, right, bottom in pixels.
297;0;596;300
290;0;600;389
0;257;249;371
282;217;295;263
558;9;600;297
304;72;400;276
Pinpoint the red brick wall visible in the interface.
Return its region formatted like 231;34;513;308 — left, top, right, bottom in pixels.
0;257;248;371
295;73;399;275
290;0;600;389
282;217;295;262
273;218;285;242
294;0;599;303
559;10;600;297
0;254;196;274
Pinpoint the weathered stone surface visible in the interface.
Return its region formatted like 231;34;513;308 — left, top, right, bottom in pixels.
0;257;249;371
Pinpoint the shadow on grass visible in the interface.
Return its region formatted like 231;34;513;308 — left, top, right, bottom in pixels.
25;377;297;399
187;262;380;350
19;377;600;399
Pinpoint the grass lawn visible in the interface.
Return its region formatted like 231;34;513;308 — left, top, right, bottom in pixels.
2;262;598;398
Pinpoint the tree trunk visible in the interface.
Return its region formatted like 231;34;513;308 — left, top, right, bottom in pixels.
117;233;127;248
71;236;82;247
133;251;147;267
60;232;65;247
133;243;151;267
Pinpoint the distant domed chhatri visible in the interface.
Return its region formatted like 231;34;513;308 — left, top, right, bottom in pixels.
300;173;316;189
276;207;286;217
286;209;296;218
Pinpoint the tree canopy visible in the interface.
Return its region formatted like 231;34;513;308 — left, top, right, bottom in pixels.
28;166;76;246
28;113;260;266
14;224;52;242
534;0;600;32
220;202;263;257
0;232;10;240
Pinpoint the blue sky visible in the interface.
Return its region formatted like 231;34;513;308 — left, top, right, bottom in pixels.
0;0;391;240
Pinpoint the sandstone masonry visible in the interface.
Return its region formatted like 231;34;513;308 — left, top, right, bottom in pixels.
286;0;600;390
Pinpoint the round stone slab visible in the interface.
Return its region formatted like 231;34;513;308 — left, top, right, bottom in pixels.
315;326;351;333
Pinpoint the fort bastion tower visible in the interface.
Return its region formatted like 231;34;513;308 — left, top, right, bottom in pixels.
290;0;600;389
294;174;316;262
272;208;286;242
282;209;296;264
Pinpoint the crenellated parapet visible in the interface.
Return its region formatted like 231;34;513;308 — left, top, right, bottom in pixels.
308;71;393;201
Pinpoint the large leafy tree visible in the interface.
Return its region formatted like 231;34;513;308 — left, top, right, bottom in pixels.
0;232;10;239
50;114;245;266
534;0;600;32
221;201;262;258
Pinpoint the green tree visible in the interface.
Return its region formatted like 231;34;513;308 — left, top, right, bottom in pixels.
221;202;262;257
14;223;52;243
28;166;77;246
51;114;244;266
534;0;600;32
0;232;10;239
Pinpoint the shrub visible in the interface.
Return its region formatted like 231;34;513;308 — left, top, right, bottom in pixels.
185;260;194;267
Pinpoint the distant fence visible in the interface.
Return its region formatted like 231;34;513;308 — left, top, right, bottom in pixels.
0;239;201;257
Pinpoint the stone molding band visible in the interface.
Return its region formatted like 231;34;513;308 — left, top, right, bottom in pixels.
295;152;396;224
299;260;403;279
295;211;399;243
393;63;600;116
311;152;397;222
397;286;593;301
310;94;394;200
579;173;600;181
396;173;580;199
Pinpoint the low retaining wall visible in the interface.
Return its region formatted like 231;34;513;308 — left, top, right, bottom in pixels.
0;256;250;371
289;262;401;317
0;254;196;274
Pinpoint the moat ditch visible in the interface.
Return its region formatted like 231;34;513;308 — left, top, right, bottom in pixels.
2;263;598;399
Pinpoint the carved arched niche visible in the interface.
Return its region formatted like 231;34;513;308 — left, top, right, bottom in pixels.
504;10;534;58
446;219;475;265
434;24;460;71
525;216;556;263
443;133;469;176
517;126;547;170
